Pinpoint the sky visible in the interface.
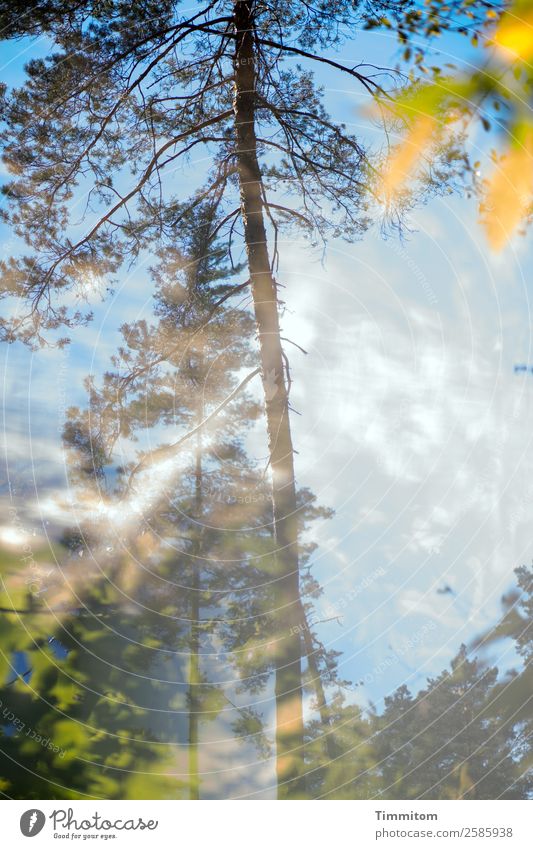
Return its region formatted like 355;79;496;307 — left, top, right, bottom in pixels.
0;6;532;750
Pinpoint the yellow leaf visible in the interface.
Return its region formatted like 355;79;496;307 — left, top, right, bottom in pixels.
493;9;533;59
382;115;437;200
482;134;533;251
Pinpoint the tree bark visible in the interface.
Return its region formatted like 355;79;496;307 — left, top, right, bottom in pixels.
232;0;305;799
299;604;339;764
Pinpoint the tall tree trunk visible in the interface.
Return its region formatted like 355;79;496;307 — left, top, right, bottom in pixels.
232;0;305;799
188;425;202;799
299;603;339;764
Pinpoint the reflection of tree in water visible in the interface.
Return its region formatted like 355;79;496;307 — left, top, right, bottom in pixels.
2;248;533;801
3;422;531;797
0;200;341;798
1;207;532;796
0;0;531;802
305;578;532;800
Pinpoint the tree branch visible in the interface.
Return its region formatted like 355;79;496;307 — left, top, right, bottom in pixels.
32;110;234;309
125;366;261;492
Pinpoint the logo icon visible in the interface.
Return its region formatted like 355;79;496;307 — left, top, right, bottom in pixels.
20;810;46;837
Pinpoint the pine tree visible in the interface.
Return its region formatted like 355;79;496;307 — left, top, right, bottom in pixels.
0;0;477;795
374;647;527;799
59;199;341;797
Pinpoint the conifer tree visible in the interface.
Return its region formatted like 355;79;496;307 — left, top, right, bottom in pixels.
0;0;481;795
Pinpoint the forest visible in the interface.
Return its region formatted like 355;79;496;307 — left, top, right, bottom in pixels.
0;0;532;800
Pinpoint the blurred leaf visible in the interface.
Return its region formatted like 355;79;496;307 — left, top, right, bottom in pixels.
481;128;533;250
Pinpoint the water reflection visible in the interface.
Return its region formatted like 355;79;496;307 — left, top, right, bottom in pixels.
0;220;531;799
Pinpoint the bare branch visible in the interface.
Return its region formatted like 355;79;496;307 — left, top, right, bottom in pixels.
32;110;234;310
264;203;313;230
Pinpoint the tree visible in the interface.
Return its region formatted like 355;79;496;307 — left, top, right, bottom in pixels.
304;692;380;799
0;535;187;799
372;646;528;799
59;197;343;797
378;0;533;250
471;564;533;790
0;0;481;795
60;199;269;798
